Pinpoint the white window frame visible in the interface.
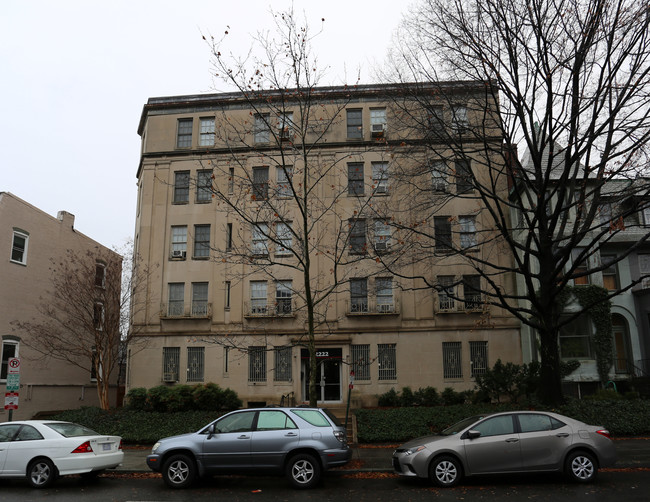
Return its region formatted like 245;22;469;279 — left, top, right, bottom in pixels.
459;215;477;249
278;112;294;139
371;161;389;194
375;277;394;313
251;223;269;256
191;282;209;316
370;108;387;135
1;339;20;382
275;222;292;256
275;280;292;315
196;169;213;202
374;220;391;252
254;113;270;143
176;118;193;148
430;160;449;192
451;105;468;131
199;117;215;146
193;224;210;258
171;225;188;258
168;283;185;317
10;230;29;265
250;281;268;314
276;166;293;198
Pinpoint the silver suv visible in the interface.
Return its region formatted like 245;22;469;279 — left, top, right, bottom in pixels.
146;406;351;489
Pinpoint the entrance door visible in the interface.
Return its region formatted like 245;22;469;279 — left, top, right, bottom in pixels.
612;315;631;374
301;348;342;403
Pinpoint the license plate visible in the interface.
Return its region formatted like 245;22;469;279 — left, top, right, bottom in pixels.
102;443;111;451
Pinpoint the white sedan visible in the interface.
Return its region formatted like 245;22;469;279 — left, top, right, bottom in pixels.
0;420;123;488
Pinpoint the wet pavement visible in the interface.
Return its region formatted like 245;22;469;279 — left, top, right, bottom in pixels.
118;437;650;473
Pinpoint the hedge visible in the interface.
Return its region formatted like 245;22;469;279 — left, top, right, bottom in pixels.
51;407;226;444
354;400;650;443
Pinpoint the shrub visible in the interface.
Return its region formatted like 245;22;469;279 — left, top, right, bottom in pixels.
441;387;466;405
400;387;416;407
192;383;243;411
377;388;400;407
124;387;148;411
147;385;172;412
413;386;441;407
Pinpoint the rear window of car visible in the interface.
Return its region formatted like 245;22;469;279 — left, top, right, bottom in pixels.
291;409;331;427
45;422;99;437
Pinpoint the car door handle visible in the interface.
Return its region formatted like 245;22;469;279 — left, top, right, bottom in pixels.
556;433;569;438
237;435;250;439
505;438;519;443
285;432;298;437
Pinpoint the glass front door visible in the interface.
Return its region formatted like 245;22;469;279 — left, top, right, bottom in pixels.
301;348;342;403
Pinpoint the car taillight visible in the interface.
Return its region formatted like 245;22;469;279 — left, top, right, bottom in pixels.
71;441;94;454
596;429;611;439
119;439;123;450
334;430;347;444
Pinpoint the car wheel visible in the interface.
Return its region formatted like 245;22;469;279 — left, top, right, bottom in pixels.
429;455;462;487
286;453;321;489
162;454;196;489
565;451;597;483
28;458;57;488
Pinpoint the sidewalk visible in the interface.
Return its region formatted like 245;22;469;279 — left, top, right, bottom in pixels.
118;438;650;473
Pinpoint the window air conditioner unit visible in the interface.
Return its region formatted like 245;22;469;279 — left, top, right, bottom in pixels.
375;241;389;252
375;184;387;194
371;124;385;136
163;372;178;383
171;250;186;259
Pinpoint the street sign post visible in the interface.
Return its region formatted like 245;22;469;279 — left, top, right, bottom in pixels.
5;357;20;420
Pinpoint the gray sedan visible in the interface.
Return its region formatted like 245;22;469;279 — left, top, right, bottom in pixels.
392;410;616;487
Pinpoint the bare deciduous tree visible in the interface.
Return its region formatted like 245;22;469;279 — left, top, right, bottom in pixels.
13;241;151;409
381;0;650;404
197;8;387;405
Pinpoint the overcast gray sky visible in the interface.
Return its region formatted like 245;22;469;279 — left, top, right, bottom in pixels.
1;0;407;249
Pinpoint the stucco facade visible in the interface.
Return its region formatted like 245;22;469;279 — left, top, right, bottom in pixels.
127;84;521;408
0;192;120;419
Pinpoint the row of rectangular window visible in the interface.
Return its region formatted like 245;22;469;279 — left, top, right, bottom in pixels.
175;105;472;148
161;341;485;386
171;159;472;208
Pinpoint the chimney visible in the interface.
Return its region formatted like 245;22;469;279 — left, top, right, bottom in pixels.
57;211;75;229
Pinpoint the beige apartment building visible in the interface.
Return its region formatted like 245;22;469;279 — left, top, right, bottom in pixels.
128;83;522;408
1;192;121;419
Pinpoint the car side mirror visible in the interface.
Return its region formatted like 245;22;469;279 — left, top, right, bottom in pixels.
207;424;217;439
466;430;481;440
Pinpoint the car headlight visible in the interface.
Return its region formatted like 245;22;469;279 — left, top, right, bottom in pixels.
404;445;426;456
151;442;161;454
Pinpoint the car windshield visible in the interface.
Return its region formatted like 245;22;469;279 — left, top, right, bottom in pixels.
440;415;485;436
45;422;99;437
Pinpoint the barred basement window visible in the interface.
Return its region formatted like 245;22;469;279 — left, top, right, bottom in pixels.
162;347;180;382
351;344;370;381
377;343;396;380
274;346;292;382
187;347;205;382
249;346;267;382
442;342;462;379
470;341;488;377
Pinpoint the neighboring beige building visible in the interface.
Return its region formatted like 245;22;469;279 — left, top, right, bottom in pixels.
128;83;522;408
1;192;120;420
